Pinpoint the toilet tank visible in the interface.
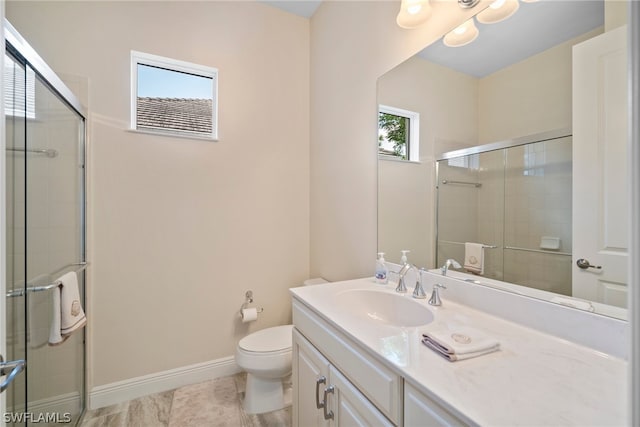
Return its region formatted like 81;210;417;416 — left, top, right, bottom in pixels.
303;278;328;286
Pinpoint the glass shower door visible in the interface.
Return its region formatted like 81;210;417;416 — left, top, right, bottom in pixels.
24;54;86;426
4;30;86;425
4;50;28;426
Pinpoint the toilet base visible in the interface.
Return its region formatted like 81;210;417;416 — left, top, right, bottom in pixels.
242;373;291;414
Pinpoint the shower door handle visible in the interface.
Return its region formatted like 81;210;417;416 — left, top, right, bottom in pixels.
0;355;26;393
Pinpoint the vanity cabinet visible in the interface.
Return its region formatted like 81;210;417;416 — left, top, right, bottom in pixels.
292;328;393;427
292;298;469;427
292;299;402;426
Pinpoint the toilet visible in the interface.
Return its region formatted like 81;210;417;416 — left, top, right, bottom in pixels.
235;278;327;414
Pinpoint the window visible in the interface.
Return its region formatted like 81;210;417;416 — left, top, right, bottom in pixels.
131;51;218;140
447;154;479;170
378;105;419;161
4;53;35;119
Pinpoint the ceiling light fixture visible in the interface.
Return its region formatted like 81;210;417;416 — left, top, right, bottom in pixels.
476;0;520;24
443;18;479;47
458;0;481;8
396;0;432;29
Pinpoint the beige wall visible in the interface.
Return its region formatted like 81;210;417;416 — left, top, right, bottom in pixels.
6;1;310;389
478;28;603;144
309;0;489;281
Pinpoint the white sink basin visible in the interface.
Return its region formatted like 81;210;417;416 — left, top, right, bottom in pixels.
336;289;434;327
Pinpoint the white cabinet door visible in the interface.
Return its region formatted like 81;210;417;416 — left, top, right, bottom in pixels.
293;329;393;427
328;365;394;427
572;25;628;307
404;383;466;427
293;329;330;427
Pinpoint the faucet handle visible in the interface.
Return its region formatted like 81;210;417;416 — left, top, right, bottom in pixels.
428;283;447;306
412;268;428;299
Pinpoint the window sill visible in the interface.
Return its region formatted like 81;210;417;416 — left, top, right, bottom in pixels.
127;128;219;142
378;155;421;164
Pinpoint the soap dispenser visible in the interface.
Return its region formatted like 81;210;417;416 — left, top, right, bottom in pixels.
401;250;410;265
375;252;389;284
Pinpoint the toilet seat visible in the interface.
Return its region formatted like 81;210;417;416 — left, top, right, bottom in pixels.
238;324;293;353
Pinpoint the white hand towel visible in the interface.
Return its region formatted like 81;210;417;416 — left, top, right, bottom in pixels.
49;271;86;346
464;242;484;274
422;326;499;362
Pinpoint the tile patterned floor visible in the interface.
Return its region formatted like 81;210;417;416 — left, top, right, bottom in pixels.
81;374;291;427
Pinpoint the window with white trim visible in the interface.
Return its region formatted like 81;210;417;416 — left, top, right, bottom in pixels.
378;105;419;161
131;51;218;140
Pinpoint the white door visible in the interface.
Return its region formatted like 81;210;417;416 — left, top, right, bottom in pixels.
572;26;628;307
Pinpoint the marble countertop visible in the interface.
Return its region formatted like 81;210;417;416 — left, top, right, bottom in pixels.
290;277;628;426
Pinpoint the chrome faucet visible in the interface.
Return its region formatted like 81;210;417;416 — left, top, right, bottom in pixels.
441;258;462;276
395;263;416;293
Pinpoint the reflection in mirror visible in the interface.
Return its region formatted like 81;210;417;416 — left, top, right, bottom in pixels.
436;132;572;296
377;0;629;319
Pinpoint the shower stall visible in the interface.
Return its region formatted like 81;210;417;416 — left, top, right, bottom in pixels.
436;130;573;296
3;20;87;424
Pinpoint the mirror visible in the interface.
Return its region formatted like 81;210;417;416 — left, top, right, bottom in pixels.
377;0;629;319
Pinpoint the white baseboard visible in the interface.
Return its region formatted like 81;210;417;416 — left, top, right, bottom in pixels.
89;356;241;410
12;391;81;417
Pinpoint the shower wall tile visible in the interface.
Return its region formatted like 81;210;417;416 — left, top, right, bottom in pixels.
439;137;572;287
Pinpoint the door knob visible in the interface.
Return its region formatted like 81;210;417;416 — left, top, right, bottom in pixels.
576;259;602;270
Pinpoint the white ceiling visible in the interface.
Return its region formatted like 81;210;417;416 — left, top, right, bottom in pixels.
418;0;604;78
261;0;322;18
261;0;604;78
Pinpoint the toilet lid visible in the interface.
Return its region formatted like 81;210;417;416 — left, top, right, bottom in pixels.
239;325;293;353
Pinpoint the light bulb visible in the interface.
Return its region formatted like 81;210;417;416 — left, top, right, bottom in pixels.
407;4;422;14
477;0;519;24
397;0;432;29
443;19;479;47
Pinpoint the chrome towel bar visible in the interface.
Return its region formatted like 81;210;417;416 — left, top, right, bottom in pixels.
441;180;482;188
504;246;572;256
439;240;498;249
6;262;88;298
6;147;58;158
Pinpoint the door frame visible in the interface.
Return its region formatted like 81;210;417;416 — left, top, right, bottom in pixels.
630;2;640;425
1;1;7;425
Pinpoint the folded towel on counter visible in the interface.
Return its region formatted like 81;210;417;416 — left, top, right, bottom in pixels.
49;272;87;346
422;327;499;362
464;242;484;274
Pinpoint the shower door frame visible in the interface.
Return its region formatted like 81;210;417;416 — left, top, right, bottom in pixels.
2;18;87;423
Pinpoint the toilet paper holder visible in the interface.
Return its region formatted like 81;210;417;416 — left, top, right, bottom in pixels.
239;290;264;317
